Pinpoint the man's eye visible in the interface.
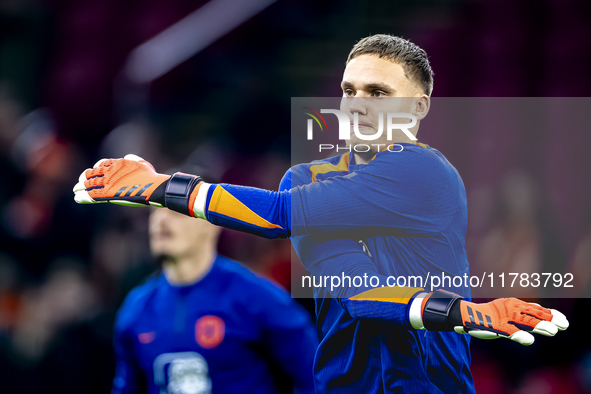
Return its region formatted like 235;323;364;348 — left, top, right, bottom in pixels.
372;91;386;97
344;89;355;97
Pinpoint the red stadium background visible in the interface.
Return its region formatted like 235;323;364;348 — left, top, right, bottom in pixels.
0;0;590;392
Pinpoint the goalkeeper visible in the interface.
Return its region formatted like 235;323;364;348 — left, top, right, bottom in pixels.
74;35;568;393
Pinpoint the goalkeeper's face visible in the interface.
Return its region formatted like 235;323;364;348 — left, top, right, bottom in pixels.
149;208;220;261
340;54;430;152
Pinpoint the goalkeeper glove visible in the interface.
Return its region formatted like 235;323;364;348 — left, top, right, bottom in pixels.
410;289;568;345
73;154;203;217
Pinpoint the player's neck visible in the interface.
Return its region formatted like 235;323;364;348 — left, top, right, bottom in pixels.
162;244;217;285
353;152;374;165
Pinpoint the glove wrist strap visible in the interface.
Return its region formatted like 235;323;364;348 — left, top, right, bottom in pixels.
423;289;463;331
165;173;203;216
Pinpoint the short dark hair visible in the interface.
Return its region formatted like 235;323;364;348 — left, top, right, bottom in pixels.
347;34;434;96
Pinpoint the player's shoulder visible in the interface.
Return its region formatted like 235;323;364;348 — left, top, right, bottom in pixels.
375;142;440;160
215;256;301;318
279;153;349;190
115;274;162;332
215;256;312;328
213;255;253;280
374;142;457;175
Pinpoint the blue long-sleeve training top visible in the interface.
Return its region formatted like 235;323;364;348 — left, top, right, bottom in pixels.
192;142;475;393
112;254;318;394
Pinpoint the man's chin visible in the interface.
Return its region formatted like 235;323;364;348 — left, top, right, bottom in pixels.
355;126;378;135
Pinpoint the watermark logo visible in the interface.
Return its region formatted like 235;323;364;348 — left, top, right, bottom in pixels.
304;108;329;139
304;108;416;153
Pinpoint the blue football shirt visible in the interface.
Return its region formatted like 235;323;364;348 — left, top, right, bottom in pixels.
112;254;317;394
198;142;475;393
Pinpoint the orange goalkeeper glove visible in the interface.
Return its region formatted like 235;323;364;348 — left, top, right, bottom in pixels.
413;289;568;345
73;154;203;216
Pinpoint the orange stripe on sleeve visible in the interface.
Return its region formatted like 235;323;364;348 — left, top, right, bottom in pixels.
208;186;283;230
349;286;424;304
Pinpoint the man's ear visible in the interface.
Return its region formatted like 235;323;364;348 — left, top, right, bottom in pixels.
413;95;430;120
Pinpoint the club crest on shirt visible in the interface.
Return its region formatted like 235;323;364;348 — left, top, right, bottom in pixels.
195;315;225;349
153;351;211;394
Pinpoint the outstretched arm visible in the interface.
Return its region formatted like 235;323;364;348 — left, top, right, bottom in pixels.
300;237;568;346
74;151;454;238
73;154;290;238
74;155;569;344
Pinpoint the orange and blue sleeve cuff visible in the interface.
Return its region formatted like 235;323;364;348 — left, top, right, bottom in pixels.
344;287;426;328
192;183;291;239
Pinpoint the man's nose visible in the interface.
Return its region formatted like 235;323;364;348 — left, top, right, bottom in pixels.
347;96;368;115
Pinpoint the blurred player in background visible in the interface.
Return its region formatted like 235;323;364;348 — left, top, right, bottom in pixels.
112;170;317;394
78;35;568;394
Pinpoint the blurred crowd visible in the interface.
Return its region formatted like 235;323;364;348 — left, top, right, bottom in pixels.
1;0;591;392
